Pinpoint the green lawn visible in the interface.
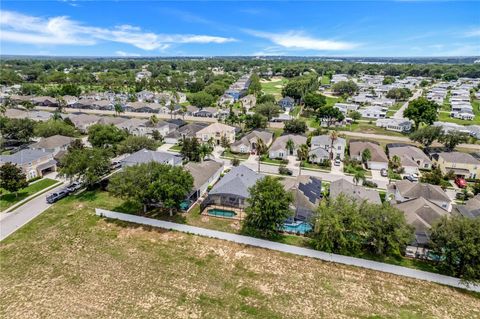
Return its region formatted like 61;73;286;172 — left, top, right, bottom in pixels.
261;78;288;98
336;122;407;137
260;156;288;166
2;190;478;318
300;161;331;172
320;75;331;85
221;150;250;160
437;98;480;125
169;145;182;152
0;178;58;210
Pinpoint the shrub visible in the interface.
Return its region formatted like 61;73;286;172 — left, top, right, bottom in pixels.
362;180;378;188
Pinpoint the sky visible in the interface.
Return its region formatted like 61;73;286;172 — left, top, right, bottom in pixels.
0;1;479;57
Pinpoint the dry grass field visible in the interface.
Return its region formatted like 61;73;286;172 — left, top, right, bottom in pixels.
1;191;479;319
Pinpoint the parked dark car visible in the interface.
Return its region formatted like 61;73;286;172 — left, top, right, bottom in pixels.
46;190;69;204
66;181;82;193
380;168;388;177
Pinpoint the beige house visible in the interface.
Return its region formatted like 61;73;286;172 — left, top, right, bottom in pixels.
387;144;432;175
0;149;56;180
349;141;388;170
29;135;73;156
434;152;480;179
239;94;256;110
230;130;273;154
195;123;236;145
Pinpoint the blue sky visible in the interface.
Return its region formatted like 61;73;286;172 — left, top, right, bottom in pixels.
1;1;479;57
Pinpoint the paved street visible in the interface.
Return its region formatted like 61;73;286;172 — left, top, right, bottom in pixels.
0;181;66;241
393;89;423;119
96;208;480;293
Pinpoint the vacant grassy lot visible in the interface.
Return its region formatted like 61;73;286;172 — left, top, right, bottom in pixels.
0;178;58;210
1;191;479;318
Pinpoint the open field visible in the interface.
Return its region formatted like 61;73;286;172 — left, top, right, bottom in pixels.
0;178;58;210
1;190;479;318
260;77;288;98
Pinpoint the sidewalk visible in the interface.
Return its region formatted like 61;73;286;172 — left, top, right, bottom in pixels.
96;208;480;293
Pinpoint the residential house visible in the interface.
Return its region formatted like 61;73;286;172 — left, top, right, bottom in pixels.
359;106;386;119
121;149;182;167
434;152;480;179
31;96;58;107
4;109;53;122
0;149;56;179
201;165;262;210
67;114;101;133
164;123;209;144
349;141;388;170
394;197;449;238
29;135;73;156
334;103;359;115
115;118;149;136
230;130;273;154
270;113;293;122
278;97;295;111
193;107;219;118
387;144;432;175
196;123;236;145
268;134;307;160
390;180;451;212
329;178;381;204
92;100;114;111
185;160;224;202
282;175;323;222
455;194;480;219
309;135;346;162
218;94;235;107
376;118;412;133
240;94;256;110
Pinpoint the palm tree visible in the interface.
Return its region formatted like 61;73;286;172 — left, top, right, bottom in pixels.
361;148;371;165
168;99;175;119
181;104;187;120
21;100;35;116
56;95;66;113
149;114;159;125
286;138;295;156
1;96;12;114
256;138;268;172
389;155;402;172
199;143;213;162
353;170;366;186
329;130;338;160
114;102;124;116
296;143;309;175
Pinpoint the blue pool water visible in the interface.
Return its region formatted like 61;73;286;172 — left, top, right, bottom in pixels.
208;209;236;218
282;221;312;234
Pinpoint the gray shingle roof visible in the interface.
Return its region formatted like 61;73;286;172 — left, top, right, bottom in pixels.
209;165;262;198
30;135;73;149
329;178;381;204
394;180;450;202
270;134;307;152
438;152;480;165
121;149;182;167
0;149;53;165
184;160;224;190
394;197;449;233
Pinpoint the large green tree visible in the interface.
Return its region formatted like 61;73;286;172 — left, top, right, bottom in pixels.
0;117;36;143
180;137;201;162
316;106;345;127
245;113;267;130
108;162;193;216
430;216;480;285
34;119;78;137
87;124;128;149
439;131;469;151
283;119;307;134
59;148;111;187
255;102;280;121
304;92;327;111
187;91;215;108
403;97;439;130
409;126;442;149
0;163;28;197
242;176;293;238
331;81;358;96
116;135;159;155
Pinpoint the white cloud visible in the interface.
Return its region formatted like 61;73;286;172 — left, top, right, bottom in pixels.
245;29;358;51
115;51;141;57
464;28;480;37
0;10;236;51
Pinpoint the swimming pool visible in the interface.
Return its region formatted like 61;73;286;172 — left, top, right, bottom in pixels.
207;208;236;218
282;221;312;234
